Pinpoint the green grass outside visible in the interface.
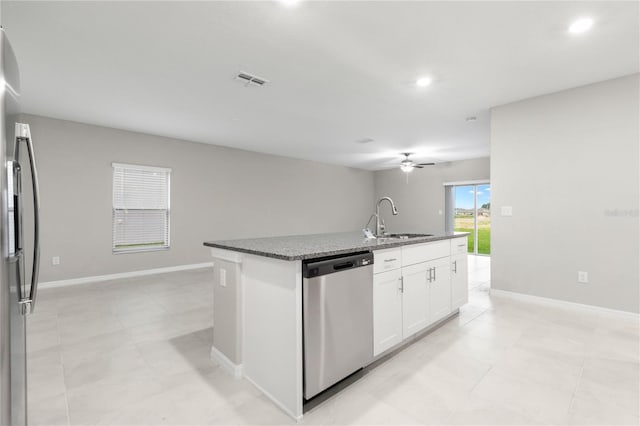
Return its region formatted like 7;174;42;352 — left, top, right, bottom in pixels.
454;227;491;255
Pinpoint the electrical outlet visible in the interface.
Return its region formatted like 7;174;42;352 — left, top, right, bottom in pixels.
51;256;60;266
219;268;227;287
578;271;588;284
501;206;513;216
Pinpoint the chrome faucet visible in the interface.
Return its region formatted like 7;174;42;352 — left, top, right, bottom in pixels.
375;197;398;237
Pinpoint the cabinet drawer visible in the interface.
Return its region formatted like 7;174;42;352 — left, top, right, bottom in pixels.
402;241;450;266
450;237;468;255
374;248;402;273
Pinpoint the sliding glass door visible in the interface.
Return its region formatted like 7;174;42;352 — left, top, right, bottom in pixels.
453;183;491;255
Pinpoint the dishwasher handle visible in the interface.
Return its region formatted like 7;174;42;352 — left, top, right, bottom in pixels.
333;261;354;271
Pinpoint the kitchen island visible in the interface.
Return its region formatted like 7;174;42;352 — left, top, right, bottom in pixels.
203;232;468;420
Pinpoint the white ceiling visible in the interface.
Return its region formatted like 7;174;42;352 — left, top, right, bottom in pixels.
2;1;638;170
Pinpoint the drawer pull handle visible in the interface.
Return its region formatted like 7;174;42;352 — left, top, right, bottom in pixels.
384;258;397;262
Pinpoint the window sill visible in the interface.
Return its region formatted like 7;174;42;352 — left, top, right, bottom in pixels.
112;246;170;255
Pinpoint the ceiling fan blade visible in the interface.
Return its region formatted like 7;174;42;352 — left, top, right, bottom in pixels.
417;163;435;166
414;165;424;169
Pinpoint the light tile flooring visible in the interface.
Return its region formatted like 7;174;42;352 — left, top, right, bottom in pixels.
28;256;639;425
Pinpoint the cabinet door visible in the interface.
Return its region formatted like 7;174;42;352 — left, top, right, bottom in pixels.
451;253;468;309
429;258;452;323
401;263;430;339
373;269;403;356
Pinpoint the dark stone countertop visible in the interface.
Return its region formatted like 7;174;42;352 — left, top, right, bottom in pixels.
203;231;468;261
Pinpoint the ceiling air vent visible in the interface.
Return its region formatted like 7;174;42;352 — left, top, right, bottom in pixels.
356;138;375;144
236;72;269;87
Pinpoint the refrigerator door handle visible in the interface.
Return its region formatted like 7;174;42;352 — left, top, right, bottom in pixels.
15;123;40;314
8;160;27;315
8;160;23;262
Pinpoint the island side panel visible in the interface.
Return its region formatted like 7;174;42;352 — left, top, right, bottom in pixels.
241;254;303;420
209;248;245;376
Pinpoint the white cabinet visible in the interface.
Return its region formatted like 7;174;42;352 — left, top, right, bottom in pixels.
373;262;430;356
450;237;468;255
401;262;430;339
428;258;452;323
451;253;468;309
402;240;449;267
372;238;469;357
373;269;403;355
373;248;402;274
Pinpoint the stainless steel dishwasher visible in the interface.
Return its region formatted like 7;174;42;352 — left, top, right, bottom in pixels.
303;251;374;400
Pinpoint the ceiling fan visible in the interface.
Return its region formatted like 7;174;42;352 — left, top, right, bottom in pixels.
400;153;435;172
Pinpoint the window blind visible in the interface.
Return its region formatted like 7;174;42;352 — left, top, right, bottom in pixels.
444;185;454;234
112;163;171;252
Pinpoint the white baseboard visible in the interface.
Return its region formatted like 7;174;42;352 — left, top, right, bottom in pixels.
243;373;303;422
210;346;243;379
490;289;640;320
39;262;214;289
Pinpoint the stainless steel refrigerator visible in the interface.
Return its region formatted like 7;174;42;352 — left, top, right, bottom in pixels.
1;27;41;426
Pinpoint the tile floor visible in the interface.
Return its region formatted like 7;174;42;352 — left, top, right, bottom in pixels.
27;256;639;425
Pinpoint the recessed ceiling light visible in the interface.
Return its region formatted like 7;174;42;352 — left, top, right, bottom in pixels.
416;76;432;88
278;0;301;7
569;18;593;34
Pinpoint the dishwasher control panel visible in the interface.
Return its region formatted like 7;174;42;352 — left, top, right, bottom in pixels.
303;251;374;278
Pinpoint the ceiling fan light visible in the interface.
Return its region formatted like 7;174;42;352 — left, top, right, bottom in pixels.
400;163;414;173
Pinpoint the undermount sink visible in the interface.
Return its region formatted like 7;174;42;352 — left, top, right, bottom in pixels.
378;233;434;240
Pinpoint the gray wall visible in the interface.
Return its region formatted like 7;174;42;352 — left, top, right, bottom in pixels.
491;74;639;313
23;114;375;282
373;158;490;234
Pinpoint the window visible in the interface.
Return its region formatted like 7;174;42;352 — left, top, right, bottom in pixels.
444;181;491;255
112;163;171;253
